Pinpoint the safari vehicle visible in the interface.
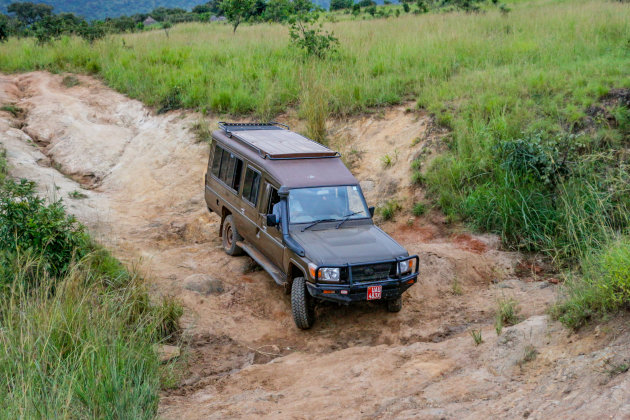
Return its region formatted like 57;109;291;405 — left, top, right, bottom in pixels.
204;122;419;329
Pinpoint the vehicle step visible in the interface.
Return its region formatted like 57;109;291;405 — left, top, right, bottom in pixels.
236;240;287;286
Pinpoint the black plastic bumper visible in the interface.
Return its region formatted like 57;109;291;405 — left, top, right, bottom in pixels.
306;273;418;304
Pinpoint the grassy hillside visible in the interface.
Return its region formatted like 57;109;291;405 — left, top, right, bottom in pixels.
0;0;628;326
0;0;205;20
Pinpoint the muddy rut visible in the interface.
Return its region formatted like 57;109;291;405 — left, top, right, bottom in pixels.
1;72;628;419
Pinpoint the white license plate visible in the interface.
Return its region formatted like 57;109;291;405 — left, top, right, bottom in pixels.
367;285;382;300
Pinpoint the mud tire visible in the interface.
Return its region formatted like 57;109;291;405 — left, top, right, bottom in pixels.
387;296;403;313
222;215;243;256
291;277;315;329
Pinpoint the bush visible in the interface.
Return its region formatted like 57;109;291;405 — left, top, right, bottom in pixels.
0;178;86;279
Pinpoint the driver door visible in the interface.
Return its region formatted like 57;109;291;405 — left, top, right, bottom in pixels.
257;181;285;268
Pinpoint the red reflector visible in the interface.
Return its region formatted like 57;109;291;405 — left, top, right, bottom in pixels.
407;279;415;284
323;290;335;294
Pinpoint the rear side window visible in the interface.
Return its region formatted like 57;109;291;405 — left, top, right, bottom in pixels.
242;167;261;206
212;145;243;192
211;146;222;176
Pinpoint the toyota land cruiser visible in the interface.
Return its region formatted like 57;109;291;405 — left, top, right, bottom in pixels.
205;122;419;329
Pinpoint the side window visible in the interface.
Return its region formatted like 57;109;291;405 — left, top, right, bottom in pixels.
266;185;280;215
211;145;243;192
242;167;261;206
211;146;223;176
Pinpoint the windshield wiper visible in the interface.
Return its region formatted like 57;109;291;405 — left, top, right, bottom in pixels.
335;211;363;229
301;218;335;232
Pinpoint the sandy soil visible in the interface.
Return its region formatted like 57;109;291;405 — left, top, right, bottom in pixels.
0;72;628;419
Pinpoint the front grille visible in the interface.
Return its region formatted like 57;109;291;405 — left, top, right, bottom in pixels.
351;262;395;283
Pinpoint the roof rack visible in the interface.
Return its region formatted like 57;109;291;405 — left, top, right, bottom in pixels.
218;121;289;135
217;122;340;160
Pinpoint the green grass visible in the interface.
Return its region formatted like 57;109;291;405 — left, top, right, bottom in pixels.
412;202;426;216
494;297;520;335
552;237;630;329
0;147;182;417
380;199;401;221
0;104;22;117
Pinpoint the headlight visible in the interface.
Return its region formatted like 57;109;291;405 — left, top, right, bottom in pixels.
321;267;340;281
308;263;340;282
398;259;414;275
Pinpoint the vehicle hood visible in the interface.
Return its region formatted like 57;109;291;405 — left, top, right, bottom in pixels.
290;224;408;266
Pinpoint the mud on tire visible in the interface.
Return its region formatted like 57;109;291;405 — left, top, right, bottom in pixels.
222;214;244;256
386;296;403;313
291;277;315;329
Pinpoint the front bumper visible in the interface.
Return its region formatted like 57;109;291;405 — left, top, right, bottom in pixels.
306;272;418;304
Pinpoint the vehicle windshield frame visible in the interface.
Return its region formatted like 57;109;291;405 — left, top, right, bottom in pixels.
286;184;371;226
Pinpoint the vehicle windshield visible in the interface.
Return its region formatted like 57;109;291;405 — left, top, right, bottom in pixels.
288;185;370;224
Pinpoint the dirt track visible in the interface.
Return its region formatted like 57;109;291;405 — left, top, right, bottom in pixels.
1;72;629;419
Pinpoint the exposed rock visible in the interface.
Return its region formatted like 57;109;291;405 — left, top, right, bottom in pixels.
157;345;180;363
183;274;224;295
360;180;375;192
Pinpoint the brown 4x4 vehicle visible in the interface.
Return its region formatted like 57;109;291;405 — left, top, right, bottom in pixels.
205;122;419;329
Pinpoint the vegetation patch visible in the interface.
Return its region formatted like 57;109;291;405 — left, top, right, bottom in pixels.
552;238;630;329
0;147;182;418
0;104;21;117
494;297;519;335
379;199;401;221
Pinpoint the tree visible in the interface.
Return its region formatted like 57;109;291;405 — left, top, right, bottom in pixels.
403;3;410;12
220;0;256;32
162;21;172;37
7;2;53;26
288;12;338;58
0;14;9;41
330;0;353;11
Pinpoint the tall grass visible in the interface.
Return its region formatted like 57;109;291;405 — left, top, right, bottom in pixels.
0;148;182;417
0;0;626;118
552;237;630;329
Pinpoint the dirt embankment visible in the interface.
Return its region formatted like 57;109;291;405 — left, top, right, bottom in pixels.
0;72;628;419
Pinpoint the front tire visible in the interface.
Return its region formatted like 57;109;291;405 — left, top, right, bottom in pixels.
291;277;315;329
222;215;243;256
387;296;403;313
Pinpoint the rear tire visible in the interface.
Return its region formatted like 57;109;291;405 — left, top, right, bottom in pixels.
291;277;315;329
222;215;243;256
387;296;403;313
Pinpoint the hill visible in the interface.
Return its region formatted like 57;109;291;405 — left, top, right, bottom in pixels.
0;0;206;20
0;0;352;19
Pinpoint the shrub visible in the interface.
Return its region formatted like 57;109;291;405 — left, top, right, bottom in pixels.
0;178;86;279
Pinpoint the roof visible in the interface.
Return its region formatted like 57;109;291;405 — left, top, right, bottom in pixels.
143;17;158;25
212;129;358;189
218;122;338;159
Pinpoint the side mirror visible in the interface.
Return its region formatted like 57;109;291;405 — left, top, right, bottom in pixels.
369;206;375;217
266;213;279;227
